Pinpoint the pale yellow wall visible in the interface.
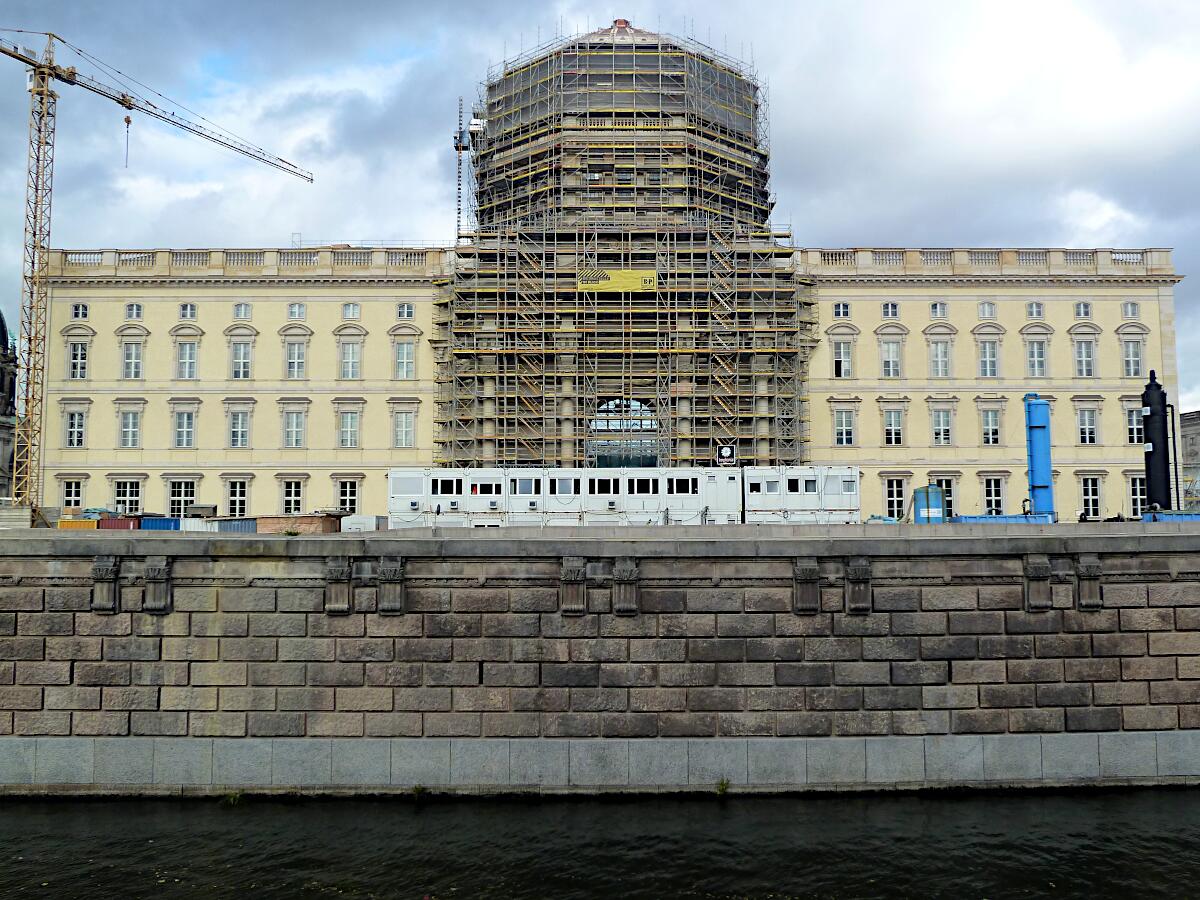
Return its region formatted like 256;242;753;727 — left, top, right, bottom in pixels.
804;252;1179;521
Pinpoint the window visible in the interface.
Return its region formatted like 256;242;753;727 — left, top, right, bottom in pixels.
929;340;950;377
1026;340;1047;377
397;302;414;320
68;342;88;379
226;480;248;517
1026;301;1044;319
884;409;903;446
803;478;818;494
287;302;306;320
1074;339;1095;377
981;409;1000;445
550;478;579;496
1130;476;1147;518
930;301;948;319
588;477;619;495
1080;476;1101;519
1122;301;1140;319
71;303;88;320
119;411;141;448
666;477;698;495
983;477;1004;515
283;411;306;448
1077;408;1097;445
393;410;415;448
285;341;306;379
342;302;360;320
627;478;659;495
934;477;955;518
61;480;83;508
168;480;196;518
1123;340;1143;378
231;342;252;379
842;478;858;494
885;478;906;519
931;409;952;445
431;478;463;495
1074;301;1092;319
229;411;250;448
832;302;850;319
124;302;142;320
122;342;143;379
340;341;361;379
233;302;251;320
174;411;195;449
880;341;901;378
282;480;304;514
1126;408;1144;445
511;477;543;495
395;341;415;380
978;340;998;377
338;410;360;448
472;481;502;496
65;411;86;448
179;302;197;320
176;341;197;379
338;480;359;513
978;301;997;319
834;409;855;446
832;341;852;378
882;302;899;319
113;480;141;514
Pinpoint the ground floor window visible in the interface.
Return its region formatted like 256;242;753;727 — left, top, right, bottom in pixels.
62;480;83;508
1129;475;1147;518
168;480;196;518
884;477;906;519
983;477;1004;515
338;480;359;513
282;480;304;515
934;477;955;519
226;480;248;518
1080;476;1101;520
114;480;141;515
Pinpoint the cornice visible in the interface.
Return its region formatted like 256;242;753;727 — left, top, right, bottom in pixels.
46;275;441;288
807;274;1184;287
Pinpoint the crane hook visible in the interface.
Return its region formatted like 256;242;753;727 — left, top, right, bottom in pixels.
123;114;131;167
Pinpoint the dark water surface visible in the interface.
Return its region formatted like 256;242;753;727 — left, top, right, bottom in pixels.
0;789;1197;898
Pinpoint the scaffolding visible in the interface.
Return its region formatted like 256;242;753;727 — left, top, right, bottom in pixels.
436;19;815;467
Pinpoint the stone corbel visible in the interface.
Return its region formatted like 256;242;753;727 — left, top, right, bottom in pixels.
560;556;587;617
377;556;406;616
793;556;820;614
324;556;353;616
612;557;639;617
142;555;172;615
90;555;120;614
1075;553;1102;611
844;556;872;614
1024;553;1053;611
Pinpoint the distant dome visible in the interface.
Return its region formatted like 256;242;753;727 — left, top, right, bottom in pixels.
0;309;10;353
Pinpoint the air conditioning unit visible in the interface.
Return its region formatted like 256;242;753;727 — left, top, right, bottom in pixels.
409;500;419;510
449;500;459;510
488;500;498;510
607;500;617;510
528;500;537;510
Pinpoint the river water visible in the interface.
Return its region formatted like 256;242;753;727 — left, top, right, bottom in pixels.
0;789;1196;897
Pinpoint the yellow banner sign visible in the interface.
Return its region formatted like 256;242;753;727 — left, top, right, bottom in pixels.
576;269;657;292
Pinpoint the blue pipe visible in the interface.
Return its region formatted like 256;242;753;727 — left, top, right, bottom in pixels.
1024;393;1055;520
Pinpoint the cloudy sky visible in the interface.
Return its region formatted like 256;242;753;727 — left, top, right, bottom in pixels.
1;0;1197;404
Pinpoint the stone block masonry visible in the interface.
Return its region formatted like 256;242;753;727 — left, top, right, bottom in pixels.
4;523;1200;792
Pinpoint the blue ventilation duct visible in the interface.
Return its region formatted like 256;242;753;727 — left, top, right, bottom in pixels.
1024;393;1055;520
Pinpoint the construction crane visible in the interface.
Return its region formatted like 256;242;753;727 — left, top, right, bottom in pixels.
0;30;313;515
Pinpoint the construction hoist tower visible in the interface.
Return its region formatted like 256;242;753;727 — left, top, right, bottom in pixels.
436;19;816;468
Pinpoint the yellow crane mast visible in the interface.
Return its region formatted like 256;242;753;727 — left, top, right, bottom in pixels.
0;30;313;515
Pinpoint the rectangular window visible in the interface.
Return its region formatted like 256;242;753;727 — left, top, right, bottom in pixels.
229;411;249;448
393;410;415;448
122;342;142;379
881;341;901;378
1123;340;1143;378
338;411;360;448
114;480;141;515
588;477;619;495
626;478;658;495
981;409;1000;445
174;411;195;449
883;409;903;446
431;478;463;495
1078;408;1097;445
834;410;855;446
1081;476;1101;519
285;342;306;379
168;480;196;518
1026;340;1046;377
395;341;415;380
931;409;952;445
1126;408;1144;445
930;340;950;377
283;411;306;448
550;478;580;496
885;477;906;519
984;477;1004;515
804;478;818;493
340;342;361;379
338;480;359;513
226;480;248;517
934;477;955;518
68;342;88;379
472;481;502;496
119;411;141;449
62;479;83;508
666;477;698;495
65;411;86;448
978;341;998;378
510;478;542;495
1075;340;1095;377
282;480;303;514
287;302;305;320
832;341;852;378
1130;476;1147;518
176;342;197;379
231;342;252;379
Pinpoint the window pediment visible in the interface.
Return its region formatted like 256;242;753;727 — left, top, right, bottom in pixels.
60;324;96;339
874;323;909;337
1066;322;1102;336
1115;322;1150;336
332;323;368;337
971;322;1006;336
168;323;205;339
278;323;314;338
223;324;260;338
388;323;423;337
824;323;859;337
114;323;150;338
1019;322;1054;335
922;322;957;337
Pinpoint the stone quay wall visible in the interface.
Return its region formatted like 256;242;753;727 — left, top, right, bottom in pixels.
3;523;1200;793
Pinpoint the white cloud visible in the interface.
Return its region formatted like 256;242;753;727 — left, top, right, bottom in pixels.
1051;189;1148;247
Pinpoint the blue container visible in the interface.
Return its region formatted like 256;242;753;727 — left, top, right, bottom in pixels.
1143;511;1200;522
140;517;180;531
1024;393;1056;520
951;514;1055;525
912;483;945;524
217;518;257;533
